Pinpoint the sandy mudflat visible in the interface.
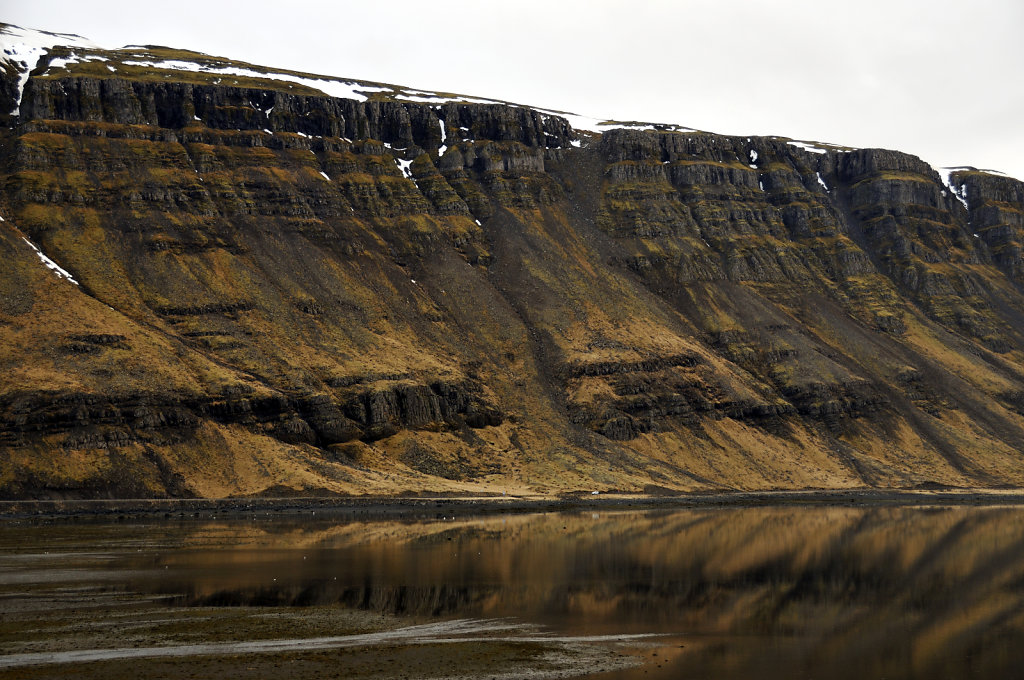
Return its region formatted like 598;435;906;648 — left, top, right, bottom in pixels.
0;602;648;680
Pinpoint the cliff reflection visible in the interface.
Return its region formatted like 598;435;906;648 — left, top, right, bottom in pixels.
140;506;1024;678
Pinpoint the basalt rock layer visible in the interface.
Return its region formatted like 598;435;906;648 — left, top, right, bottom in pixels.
2;30;1024;498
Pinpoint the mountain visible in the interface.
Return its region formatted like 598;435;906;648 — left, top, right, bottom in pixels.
2;22;1024;499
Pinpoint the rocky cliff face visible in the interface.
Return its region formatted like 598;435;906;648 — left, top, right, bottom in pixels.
2;28;1024;498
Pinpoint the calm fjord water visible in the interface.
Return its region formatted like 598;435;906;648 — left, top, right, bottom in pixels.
2;505;1023;679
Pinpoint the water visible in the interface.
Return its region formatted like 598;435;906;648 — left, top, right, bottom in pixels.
2;505;1023;678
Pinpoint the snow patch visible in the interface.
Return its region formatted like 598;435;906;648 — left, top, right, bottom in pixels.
437;116;448;156
319;171;331;181
22;237;78;284
0;24;99;116
395;158;413;178
816;173;829;191
749;149;758;166
43;53;109;73
787;141;829;155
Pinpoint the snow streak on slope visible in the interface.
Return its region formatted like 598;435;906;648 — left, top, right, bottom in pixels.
0;213;79;283
933;166;972;210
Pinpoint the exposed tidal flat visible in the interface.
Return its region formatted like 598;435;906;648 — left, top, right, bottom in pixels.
2;496;1024;679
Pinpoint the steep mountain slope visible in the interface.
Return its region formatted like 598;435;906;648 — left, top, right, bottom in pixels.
2;23;1023;498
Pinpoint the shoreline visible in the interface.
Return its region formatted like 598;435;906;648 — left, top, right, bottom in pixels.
3;487;1024;521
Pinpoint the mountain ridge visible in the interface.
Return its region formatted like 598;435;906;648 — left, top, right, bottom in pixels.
2;22;1024;499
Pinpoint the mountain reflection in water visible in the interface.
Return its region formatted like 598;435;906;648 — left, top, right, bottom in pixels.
6;505;1024;679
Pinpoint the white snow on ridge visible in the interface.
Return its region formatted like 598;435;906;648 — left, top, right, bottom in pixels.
390;88;504;106
0;23;99;116
933;165;964;189
611;123;658;132
611;121;697;133
551;111;698;135
539;111;599;133
118;59;391;102
110;58;552;110
0;22;695;149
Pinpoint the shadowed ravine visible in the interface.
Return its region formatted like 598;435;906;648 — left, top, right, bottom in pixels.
2;505;1024;678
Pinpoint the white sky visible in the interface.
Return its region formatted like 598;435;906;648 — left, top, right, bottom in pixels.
5;0;1024;180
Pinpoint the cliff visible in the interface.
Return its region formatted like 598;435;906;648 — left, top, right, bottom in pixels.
2;25;1024;498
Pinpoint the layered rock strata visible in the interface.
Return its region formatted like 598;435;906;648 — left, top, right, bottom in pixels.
2;38;1024;497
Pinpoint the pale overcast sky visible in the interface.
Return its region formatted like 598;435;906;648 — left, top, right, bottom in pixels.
5;0;1024;180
